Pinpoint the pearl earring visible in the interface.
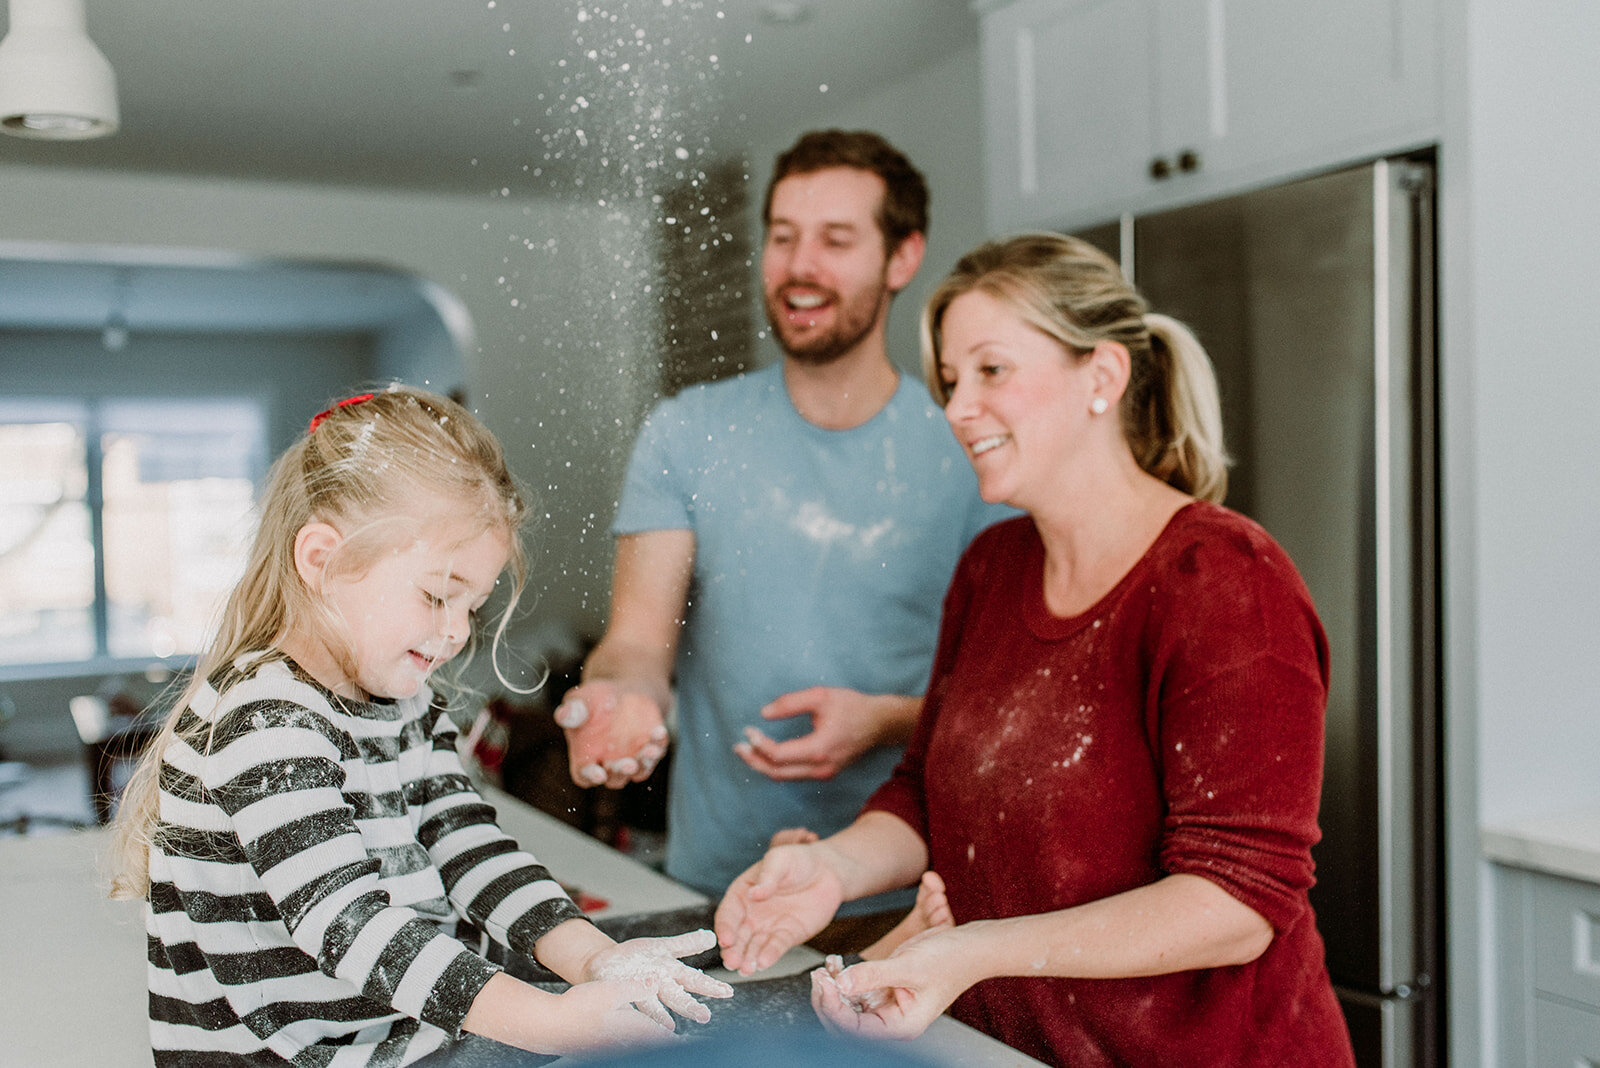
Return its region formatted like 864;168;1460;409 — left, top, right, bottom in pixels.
1090;397;1109;415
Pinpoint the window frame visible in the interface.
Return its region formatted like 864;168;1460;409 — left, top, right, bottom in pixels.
0;395;266;682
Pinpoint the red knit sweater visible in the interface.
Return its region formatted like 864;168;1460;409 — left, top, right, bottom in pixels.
866;503;1355;1067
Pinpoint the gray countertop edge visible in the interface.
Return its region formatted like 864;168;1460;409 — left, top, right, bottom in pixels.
1481;809;1600;885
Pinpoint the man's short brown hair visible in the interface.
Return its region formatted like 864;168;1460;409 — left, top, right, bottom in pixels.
763;129;929;253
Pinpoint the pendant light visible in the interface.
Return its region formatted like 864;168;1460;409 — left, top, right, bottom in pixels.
0;0;119;139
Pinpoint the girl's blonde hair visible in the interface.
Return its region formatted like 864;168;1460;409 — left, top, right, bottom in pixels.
920;232;1230;503
110;385;529;899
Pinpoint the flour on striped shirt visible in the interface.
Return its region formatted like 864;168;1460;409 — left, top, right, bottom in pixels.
146;653;586;1067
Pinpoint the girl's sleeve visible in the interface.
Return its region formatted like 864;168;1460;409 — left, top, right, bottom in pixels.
199;698;501;1037
1151;528;1332;932
412;706;588;959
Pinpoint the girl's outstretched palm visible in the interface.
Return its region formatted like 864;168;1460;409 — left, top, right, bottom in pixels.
583;929;733;1026
548;979;675;1054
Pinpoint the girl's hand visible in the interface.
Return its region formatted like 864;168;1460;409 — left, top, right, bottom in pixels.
549;979;678;1053
715;842;846;975
582;929;734;1026
808;926;979;1040
462;971;676;1057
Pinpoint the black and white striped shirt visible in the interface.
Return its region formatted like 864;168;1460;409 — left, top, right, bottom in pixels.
146;653;586;1066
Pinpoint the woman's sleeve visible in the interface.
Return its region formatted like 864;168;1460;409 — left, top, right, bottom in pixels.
201;698;502;1037
411;707;589;957
1152;530;1332;932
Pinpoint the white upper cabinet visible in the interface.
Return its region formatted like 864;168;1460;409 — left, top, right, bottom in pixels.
978;0;1440;232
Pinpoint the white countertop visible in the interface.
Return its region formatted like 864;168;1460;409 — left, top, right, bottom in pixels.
0;786;1041;1067
1481;807;1600;884
0;828;149;1067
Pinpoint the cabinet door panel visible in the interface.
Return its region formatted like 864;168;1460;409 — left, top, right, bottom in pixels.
1152;0;1223;158
1532;874;1600;1010
1208;0;1438;171
1533;998;1600;1067
982;0;1155;231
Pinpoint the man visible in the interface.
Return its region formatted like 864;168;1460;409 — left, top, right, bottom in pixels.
556;129;1006;946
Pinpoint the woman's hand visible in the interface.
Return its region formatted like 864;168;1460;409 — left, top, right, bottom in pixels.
809;925;979;1041
768;826;820;847
581;929;733;1026
715;842;846;975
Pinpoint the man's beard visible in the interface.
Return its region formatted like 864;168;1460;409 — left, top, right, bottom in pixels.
764;281;892;366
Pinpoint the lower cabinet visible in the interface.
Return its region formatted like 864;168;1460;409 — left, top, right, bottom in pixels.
1495;864;1600;1065
1534;999;1600;1065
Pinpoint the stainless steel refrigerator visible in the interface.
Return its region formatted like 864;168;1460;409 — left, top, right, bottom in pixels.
1072;155;1441;1067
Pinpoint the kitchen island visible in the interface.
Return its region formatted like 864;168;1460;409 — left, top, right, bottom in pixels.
0;785;1042;1067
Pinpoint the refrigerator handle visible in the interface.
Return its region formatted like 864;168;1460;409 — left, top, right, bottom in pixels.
1371;156;1439;1015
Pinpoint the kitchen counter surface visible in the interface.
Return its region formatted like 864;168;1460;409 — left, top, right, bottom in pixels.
0;785;1042;1067
1481;807;1600;885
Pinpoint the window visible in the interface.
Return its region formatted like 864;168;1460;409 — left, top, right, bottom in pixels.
0;398;265;668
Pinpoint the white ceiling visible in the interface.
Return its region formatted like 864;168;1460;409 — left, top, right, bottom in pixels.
0;0;979;333
0;0;977;193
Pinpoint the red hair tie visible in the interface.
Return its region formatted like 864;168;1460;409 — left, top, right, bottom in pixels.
308;393;376;433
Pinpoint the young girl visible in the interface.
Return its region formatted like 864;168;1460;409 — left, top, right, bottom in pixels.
111;386;731;1066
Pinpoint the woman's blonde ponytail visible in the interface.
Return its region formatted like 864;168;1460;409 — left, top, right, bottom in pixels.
1139;313;1229;503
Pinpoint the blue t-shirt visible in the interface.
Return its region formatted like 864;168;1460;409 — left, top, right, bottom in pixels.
613;363;1008;906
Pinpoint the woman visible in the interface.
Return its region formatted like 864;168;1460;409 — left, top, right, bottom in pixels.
715;234;1355;1067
